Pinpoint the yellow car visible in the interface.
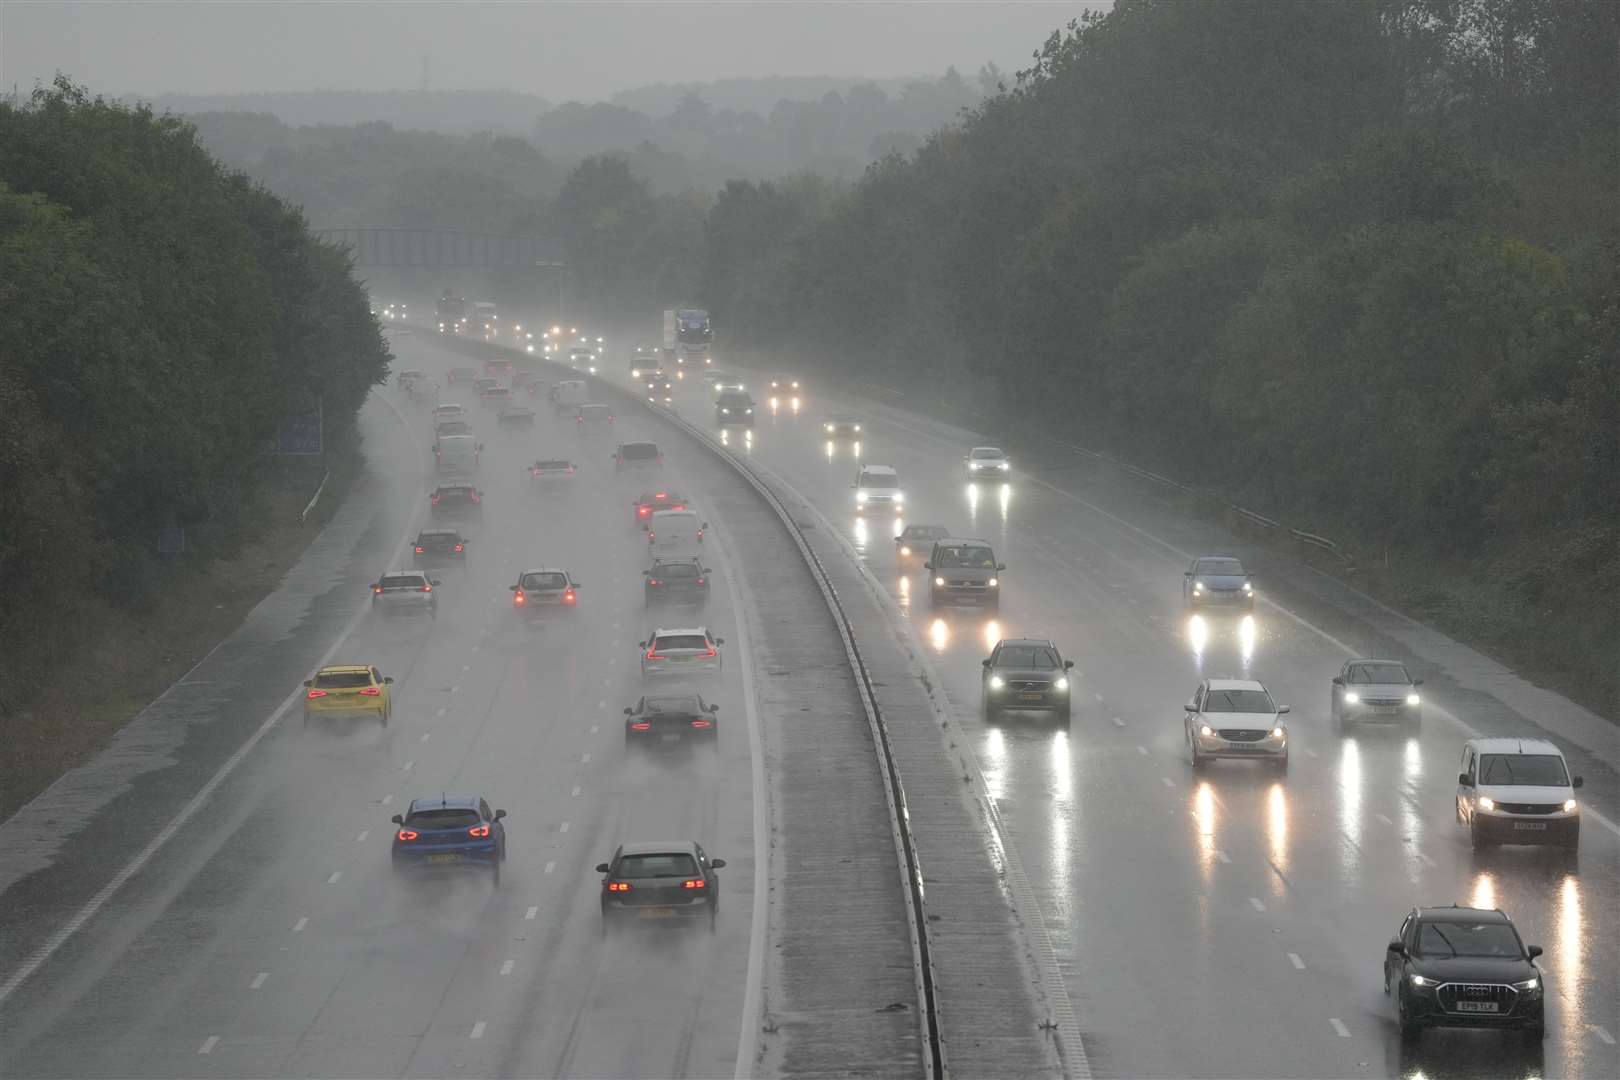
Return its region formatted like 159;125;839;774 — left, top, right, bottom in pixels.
302;665;394;728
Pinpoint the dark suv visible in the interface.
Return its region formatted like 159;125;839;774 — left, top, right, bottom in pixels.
1385;906;1545;1041
596;840;725;933
981;638;1074;723
644;556;711;608
925;537;1005;608
413;528;467;565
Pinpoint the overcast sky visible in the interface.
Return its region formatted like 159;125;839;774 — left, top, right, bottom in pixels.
1;1;1095;103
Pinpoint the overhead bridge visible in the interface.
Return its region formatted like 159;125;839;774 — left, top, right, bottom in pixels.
313;227;564;269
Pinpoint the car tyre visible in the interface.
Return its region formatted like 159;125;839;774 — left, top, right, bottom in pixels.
1189;736;1206;772
1397;988;1421;1042
1056;706;1072;728
1522;1013;1546;1041
491;859;501;888
1275;751;1289;774
1470;817;1492;850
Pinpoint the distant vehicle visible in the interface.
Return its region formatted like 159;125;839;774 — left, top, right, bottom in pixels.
629;347;661;379
644;374;674;406
1183;556;1254;610
767;377;801;412
432;402;467;425
925;537;1005;608
472;300;499;336
639;626;724;679
483;357;513;377
1185;678;1290;771
430;482;483;518
434;434;481;473
1332;659;1423;731
575;403;615;431
471;375;500;396
512;370;544;396
711;375;745;394
965;446;1011;477
369;569;440;619
614;441;663;473
303;664;393;727
528;458;577;487
854;464;902;514
551;379;589;411
434;418;473;439
623;693;719;748
383;302;408;322
896;524;950;559
981;638;1073;723
647;509;707;554
1456;737;1582;850
823;416;862;438
510;568;580;613
391;795;507;885
413;528;467;565
644;556;711;609
479;386;512;410
566;344;598;374
496;403;536;427
701;368;729;387
662;308;713;368
1384;906;1546;1041
397;368;425;389
447;366;479;385
633;490;687;527
435;290;467;333
597;839;724;932
716;390;754;426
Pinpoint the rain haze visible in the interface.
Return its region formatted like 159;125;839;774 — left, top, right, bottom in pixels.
0;2;1615;1080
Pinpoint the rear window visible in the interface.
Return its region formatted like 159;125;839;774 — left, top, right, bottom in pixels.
521;572;568;590
1196;559;1245;576
616;853;698;879
656;563;700;579
417;532;456;545
406;808;482;829
1348;663;1410;684
483;387;510;397
436;421;471;435
970;448;1003;459
380;574;427;589
535;459;572;471
579;405;610;418
654;634;710;651
860;473;898;489
314;671;373;689
644;695;701;714
717;392;753;406
620;443;659;460
440;486;474;497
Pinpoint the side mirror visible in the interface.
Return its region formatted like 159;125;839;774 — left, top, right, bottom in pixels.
477;443;484;451
383;676;395;685
1184;703;1198;713
710;858;726;870
510;584;519;591
1572;776;1584;789
1387;939;1405;956
623;707;634;715
1331;676;1344;686
1458;772;1473;787
1277;705;1290;714
997;563;1007;572
494;809;506;821
1527;945;1543;960
1064;660;1075;669
595;862;611;874
981;659;992;669
1413;678;1424;686
431;580;442;587
709;704;720;713
714;637;725;645
303;679;313;687
638;641;648;649
922;562;932;570
391;814;404;825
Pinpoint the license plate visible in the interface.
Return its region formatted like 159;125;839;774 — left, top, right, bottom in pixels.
662;733;681;742
1018;693;1043;701
1456;1001;1499;1013
1513;822;1546;831
638;908;675;919
429;853;461;863
1374;706;1398;714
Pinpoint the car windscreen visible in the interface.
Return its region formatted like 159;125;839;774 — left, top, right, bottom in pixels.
406;808;482;830
1348;663;1410;684
656;563;700;579
521;573;567;591
936;546;996;569
620;444;659;460
1478;754;1569;786
1203;689;1274;713
436;422;471;435
314;671;373;689
617;853;698;879
861;474;898;489
996;646;1059;669
1416;921;1522;959
653;635;710;651
379;575;426;589
717;393;752;406
1196;559;1245;576
970;448;1003;459
644;695;701;714
417;532;456;545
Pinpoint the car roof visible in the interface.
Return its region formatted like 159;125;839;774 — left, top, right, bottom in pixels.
380;568;428;577
1415;906;1511;924
316;664;372;674
1348;658;1407;667
437;482;475;490
651;554;702;565
860;464;898;475
408;795;481;812
1467;737;1563;756
618;839;700;856
652;626;709;636
620;441;657;449
935;536;992;546
519;567;569;576
1206;678;1267;691
970;446;1005;454
997;638;1056;649
1195;555;1244;565
439;433;474;441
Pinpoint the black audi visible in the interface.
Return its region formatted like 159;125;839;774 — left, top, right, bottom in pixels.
1384;906;1546;1041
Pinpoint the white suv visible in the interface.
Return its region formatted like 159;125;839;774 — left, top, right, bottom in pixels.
1456;738;1582;850
1185;678;1290;772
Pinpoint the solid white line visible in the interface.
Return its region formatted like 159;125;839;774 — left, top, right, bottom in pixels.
544;861;555;874
1304;748;1319;758
250;971;268;990
292;917;308;933
460;664;470;673
198;1035;219;1055
596;699;607;709
524;906;538;920
1329;1018;1350;1038
470;1020;486;1040
471;644;480;652
326;871;342;884
1591;1024;1616;1045
1161;776;1174;788
1249;897;1266;912
559;821;570;833
499;959;514;976
1093;693;1105;702
450;684;460;693
1214;849;1230;864
435;707;447;717
355;830;369;843
1288;953;1305;970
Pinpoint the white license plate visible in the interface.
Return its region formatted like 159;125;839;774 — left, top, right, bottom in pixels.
638;907;675;919
662;733;681;742
1018;693;1043;701
429;853;461;863
1513;822;1546;831
1456;1001;1499;1013
1373;706;1398;714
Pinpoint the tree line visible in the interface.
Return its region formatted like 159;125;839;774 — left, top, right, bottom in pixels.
0;78;390;710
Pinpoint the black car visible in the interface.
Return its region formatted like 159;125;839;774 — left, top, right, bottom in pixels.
623;692;720;748
497;404;536;427
1385;906;1545;1041
716;390;755;426
430;483;483;517
596;840;725;933
644;556;711;608
981;638;1075;723
614;442;663;473
413;528;468;564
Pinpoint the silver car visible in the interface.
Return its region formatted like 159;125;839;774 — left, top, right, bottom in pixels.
370;569;440;618
1331;658;1423;731
639;627;724;680
1183;556;1254;610
1185;678;1290;771
964;446;1011;477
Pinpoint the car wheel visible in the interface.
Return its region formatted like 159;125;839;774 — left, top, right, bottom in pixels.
1056;706;1072;727
1275;751;1289;774
1470;817;1491;850
1561;824;1580;852
1522;1013;1546;1041
709;907;717;933
1188;736;1205;771
492;859;501;888
1397;988;1420;1042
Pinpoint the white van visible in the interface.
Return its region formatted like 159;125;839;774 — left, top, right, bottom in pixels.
854;464;903;514
1456;737;1583;850
435;434;481;473
648;509;707;553
552;379;589;411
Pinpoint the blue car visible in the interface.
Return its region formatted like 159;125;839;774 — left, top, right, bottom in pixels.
391;795;508;885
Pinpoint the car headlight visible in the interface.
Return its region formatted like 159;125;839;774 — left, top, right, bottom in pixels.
721;408;730;414
1563;799;1577;813
900;546;911;555
934;577;945;586
999;461;1009;470
856;491;867;502
745;408;752;414
987;578;998;587
1193;583;1203;594
1406;693;1420;705
853;424;861;432
825;423;834;432
1199;724;1213;737
1344;692;1360;704
1054;677;1069;691
894;492;904;502
1512;977;1539;991
1410;974;1435;988
1243;582;1253;592
1271;726;1285;738
1478;796;1496;811
989;676;1005;689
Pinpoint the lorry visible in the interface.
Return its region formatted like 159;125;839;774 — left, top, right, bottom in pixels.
436;291;467;334
662;308;712;370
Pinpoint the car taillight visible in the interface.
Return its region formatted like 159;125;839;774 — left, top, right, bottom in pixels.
682;879;707;889
306;689;328;699
563;591;575;603
414;546;424;553
359;687;381;697
567;467;575;474
469;493;480;504
397;829;418;841
630;721;651;730
513;591;526;605
656;492;667;498
703;646;717;658
697;529;704;540
468;824;490;838
646;649;664;660
420;584;432;593
639;507;650;516
430;494;441;505
690;718;712;729
671;504;686;511
454;544;463;552
695;578;705;585
607;881;631;892
647;579;660;586
372;585;383;594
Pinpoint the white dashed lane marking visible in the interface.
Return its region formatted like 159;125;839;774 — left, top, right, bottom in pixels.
544;861;555;874
1136;745;1147;755
435;707;447;717
470;1021;486;1040
1214;849;1230;864
355;830;369;843
1249;897;1266;912
1288;953;1305;970
250;972;268;990
1376;813;1394;825
198;1036;219;1055
402;760;414;773
326;871;342;885
559;821;570;833
499;959;514;976
571;786;581;797
420;733;431;743
1112;717;1124;727
381;794;393;806
581;753;591;764
1591;1025;1616;1045
1417;852;1436;868
590;725;599;733
525;906;538;920
1329;1018;1350;1038
292;917;308;933
1160;777;1174;788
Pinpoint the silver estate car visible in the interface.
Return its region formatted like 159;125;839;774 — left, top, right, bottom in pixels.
639;627;725;680
1186;678;1290;771
370;569;440;618
1332;658;1423;731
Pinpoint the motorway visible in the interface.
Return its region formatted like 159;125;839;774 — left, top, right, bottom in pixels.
612;353;1620;1080
0;332;779;1078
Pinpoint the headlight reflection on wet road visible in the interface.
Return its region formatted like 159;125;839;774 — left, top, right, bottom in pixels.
929;617;949;654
